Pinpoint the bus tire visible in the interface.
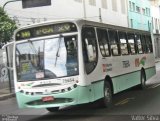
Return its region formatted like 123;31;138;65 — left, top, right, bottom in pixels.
101;81;112;108
140;69;146;89
46;107;59;112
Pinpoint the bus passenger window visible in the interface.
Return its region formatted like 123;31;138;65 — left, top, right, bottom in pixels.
65;36;78;76
145;35;153;53
82;26;98;74
108;30;120;56
141;35;147;53
119;32;129;55
135;34;143;54
127;33;136;54
97;28;110;57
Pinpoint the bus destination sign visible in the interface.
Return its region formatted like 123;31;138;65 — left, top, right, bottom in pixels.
16;23;77;40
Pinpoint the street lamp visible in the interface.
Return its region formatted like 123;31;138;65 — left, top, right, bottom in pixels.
3;0;21;10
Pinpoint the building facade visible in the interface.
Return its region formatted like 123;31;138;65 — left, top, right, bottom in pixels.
128;0;152;31
0;0;128;27
150;0;160;58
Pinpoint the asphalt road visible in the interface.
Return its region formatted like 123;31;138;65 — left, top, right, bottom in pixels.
0;63;160;121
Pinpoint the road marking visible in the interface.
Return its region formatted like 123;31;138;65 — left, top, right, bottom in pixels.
120;100;129;105
115;97;135;106
149;83;160;89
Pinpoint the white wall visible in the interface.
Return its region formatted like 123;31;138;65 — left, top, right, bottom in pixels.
1;0;128;27
151;6;160;33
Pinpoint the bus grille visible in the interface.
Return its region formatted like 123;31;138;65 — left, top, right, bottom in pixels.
26;98;74;106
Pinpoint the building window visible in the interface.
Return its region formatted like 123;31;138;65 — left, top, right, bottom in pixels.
132;2;135;11
146;8;150;16
155;18;158;29
74;0;82;2
136;6;140;13
101;0;107;9
112;0;117;11
146;8;148;15
148;8;150;16
130;19;133;28
142;8;145;15
121;0;126;14
148;21;151;31
129;1;131;10
89;0;96;6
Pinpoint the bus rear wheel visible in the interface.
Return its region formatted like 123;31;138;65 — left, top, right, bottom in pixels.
141;70;146;89
46;107;59;112
101;81;112;108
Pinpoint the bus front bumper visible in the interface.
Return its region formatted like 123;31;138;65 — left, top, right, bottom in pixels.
16;85;92;109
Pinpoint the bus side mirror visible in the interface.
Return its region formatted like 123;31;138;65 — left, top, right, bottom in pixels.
2;51;7;64
2;51;13;71
2;42;14;71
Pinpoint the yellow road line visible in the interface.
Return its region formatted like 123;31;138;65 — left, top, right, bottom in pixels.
120;100;129;105
114;97;135;106
115;98;128;106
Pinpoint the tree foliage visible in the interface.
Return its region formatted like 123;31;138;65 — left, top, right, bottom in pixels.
0;7;17;43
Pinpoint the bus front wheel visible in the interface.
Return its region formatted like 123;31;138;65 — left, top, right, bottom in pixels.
46;107;59;112
101;81;112;108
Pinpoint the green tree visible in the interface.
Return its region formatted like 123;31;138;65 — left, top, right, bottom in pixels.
0;7;17;43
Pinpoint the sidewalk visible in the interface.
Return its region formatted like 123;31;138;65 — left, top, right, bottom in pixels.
0;88;15;101
155;58;160;63
142;58;160;86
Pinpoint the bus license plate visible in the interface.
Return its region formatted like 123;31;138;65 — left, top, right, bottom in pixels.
42;96;54;102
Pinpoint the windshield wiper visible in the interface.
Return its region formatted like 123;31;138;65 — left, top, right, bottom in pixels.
55;34;63;67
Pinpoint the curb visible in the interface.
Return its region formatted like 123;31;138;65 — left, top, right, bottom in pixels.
0;93;15;101
155;60;160;63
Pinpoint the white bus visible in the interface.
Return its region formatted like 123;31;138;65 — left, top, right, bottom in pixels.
12;19;155;112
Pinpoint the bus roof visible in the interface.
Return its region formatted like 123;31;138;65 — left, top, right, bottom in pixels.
14;19;151;36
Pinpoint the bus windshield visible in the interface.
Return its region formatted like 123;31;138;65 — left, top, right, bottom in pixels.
16;35;78;82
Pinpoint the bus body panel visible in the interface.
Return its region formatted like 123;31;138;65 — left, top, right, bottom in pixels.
13;19;156;109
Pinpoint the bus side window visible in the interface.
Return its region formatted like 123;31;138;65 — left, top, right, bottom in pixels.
97;28;110;57
82;26;98;74
135;34;143;54
141;35;147;53
119;31;129;55
145;35;153;53
127;33;136;54
108;29;120;56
